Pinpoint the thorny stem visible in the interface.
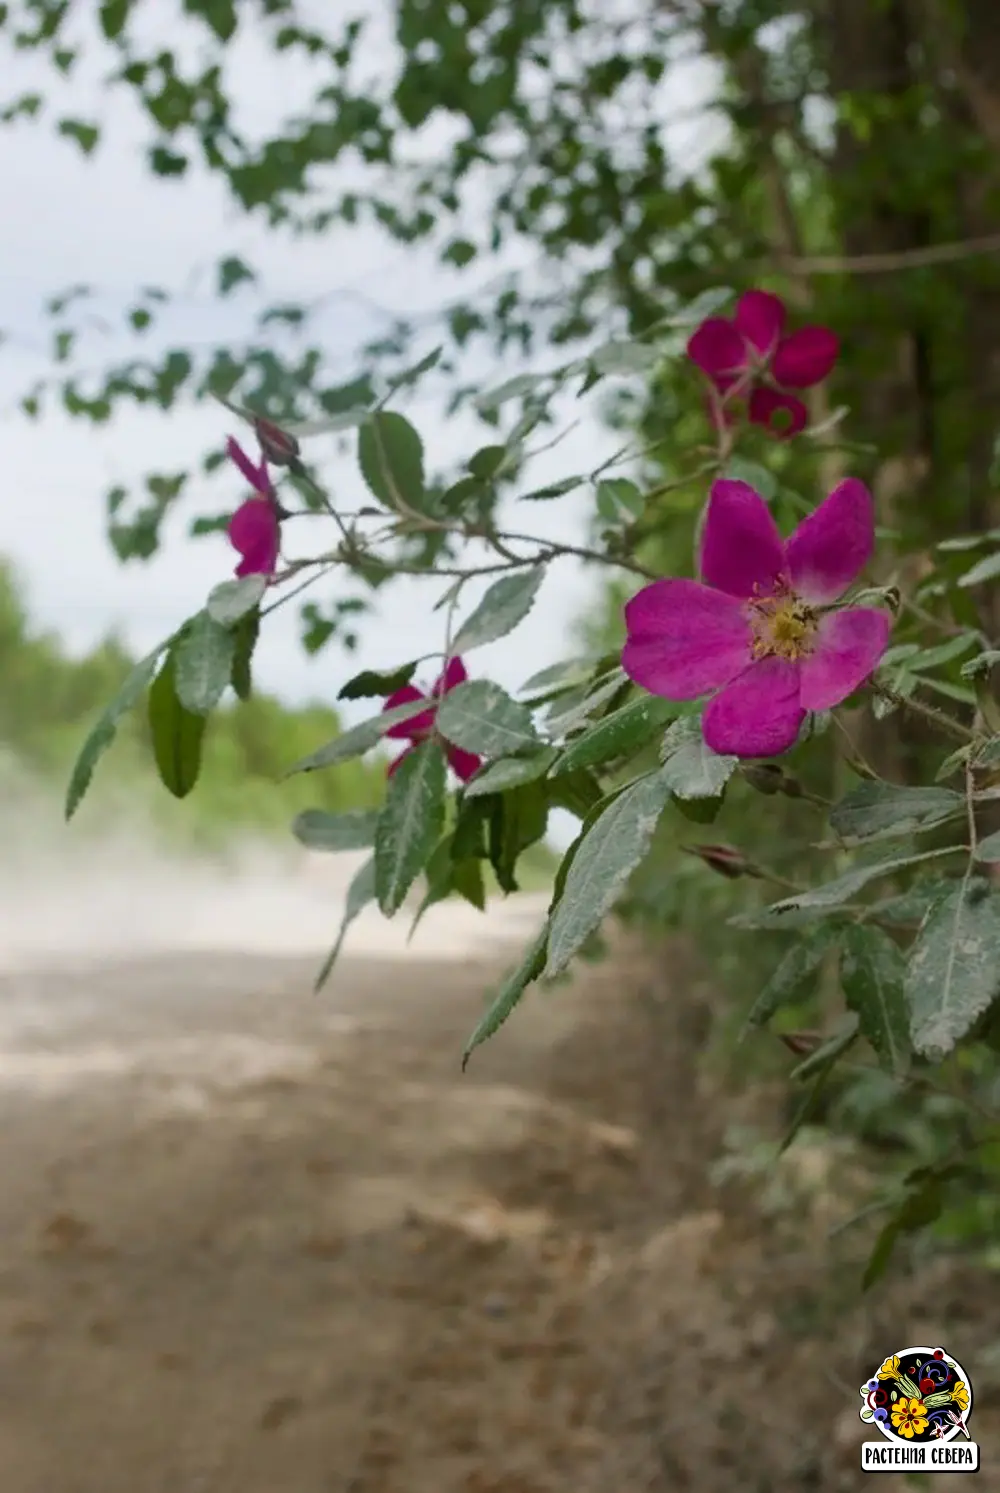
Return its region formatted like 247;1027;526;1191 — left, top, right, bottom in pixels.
872;682;977;744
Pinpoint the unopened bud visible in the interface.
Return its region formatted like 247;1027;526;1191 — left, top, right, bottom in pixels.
686;843;757;879
741;763;784;795
254;416;301;467
779;1030;824;1056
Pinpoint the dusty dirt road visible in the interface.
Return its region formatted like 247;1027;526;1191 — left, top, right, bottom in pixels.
0;848;663;1493
0;849;995;1493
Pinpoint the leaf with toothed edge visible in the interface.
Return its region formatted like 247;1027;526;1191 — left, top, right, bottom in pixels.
313;858;377;994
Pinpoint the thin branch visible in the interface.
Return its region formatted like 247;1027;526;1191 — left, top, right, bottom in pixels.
764;233;1000;278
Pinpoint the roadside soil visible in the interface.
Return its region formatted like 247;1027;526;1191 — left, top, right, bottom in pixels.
0;860;996;1492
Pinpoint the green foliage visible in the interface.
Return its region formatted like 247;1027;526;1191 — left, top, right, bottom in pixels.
907;884;1000;1060
374;738;446;915
435;680;539;757
545;770;672;977
450;568;545;654
840;926;910;1077
148;648;206;798
313;857;377;994
357;411;427;512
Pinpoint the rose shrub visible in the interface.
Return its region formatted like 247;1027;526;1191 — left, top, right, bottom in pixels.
64;290;1000;1288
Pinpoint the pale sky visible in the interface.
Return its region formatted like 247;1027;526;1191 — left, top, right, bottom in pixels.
0;2;723;726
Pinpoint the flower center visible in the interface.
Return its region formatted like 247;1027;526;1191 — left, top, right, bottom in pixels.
747;582;817;662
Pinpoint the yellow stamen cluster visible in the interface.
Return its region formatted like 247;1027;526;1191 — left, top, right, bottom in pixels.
748;582;817;662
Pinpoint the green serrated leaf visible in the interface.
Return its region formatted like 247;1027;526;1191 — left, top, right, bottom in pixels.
475;373;545;412
551;695;683;775
357;411;425;511
313;857;377;993
765;847;962;915
788;1012;859;1081
868;878;954;926
723;457;777;502
907;883;1000;1059
672;792;723;824
173;610;236;715
286;696;432;774
206;574;266;625
742;925;839;1033
337;662;419;701
519;656;605;694
545;768;605;819
462;924;549;1069
453;855;486;910
519;475;582;501
829;782;964;845
545;672;627;738
231;609;259;701
975;830;1000;863
450;567;544;654
488;782;548;894
436;680;539;758
374;739;447;915
958;550;1000;588
463;749;558;798
148;653;206;799
64;640;171;819
840;926;910;1075
962;649;1000;679
409;835;457;937
386;344;443;394
905;632;979;672
291;809;380;852
589;339;662;375
862;1174;946;1291
595;478;645;526
545;770;670;977
660;714;738;799
543;671;629;734
779;1065;835;1156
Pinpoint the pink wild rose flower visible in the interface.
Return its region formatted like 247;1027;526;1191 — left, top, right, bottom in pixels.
226;436;281;579
687;290;838;439
621;477;890;758
382;656;481;782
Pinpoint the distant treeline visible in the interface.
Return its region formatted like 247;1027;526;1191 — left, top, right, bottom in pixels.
0;559;384;847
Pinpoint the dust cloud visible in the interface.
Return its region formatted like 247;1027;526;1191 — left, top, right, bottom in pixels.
0;774;548;972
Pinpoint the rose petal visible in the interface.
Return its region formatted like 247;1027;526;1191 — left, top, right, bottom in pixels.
433;655;468;697
747;386;808;438
445;743;482;782
702;658;806;758
227;436;272;496
227;498;279;577
387;744;416;777
686;319;748;388
622;578;751;699
786;478;875;604
772;326;839;389
383;683;436;739
799;607;891;711
699;479;786;599
734;291;786;359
